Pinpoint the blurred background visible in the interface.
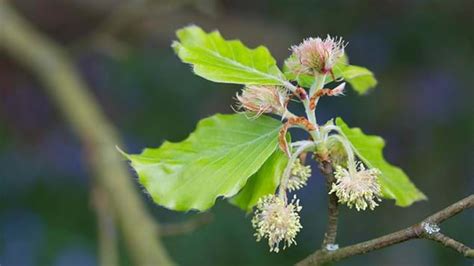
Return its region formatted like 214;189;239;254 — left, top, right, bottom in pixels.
0;0;473;265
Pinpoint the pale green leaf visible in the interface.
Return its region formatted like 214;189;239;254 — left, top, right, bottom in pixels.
230;149;288;212
341;65;377;94
336;118;427;206
121;114;282;211
173;25;286;85
324;54;350;84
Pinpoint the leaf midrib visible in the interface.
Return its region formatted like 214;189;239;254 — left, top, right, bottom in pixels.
166;127;280;204
188;44;284;84
134;126;280;166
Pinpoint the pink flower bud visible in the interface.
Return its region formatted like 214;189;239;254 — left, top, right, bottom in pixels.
289;35;346;75
236;85;288;117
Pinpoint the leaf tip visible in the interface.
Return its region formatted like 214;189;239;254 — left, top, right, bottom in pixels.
395;192;428;207
176;24;200;35
171;40;182;53
115;145;131;160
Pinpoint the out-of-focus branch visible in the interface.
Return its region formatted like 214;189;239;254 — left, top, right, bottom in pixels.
71;0;216;57
0;1;174;265
68;0;295;60
91;185;119;266
160;213;214;237
88;0;194;37
296;194;474;266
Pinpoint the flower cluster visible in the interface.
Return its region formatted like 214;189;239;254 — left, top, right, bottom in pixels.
288;35;346;75
236;85;288;118
252;195;302;252
287;158;312;191
330;162;382;211
244;34;383;253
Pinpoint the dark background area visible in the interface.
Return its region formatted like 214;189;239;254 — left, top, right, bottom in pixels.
1;0;473;265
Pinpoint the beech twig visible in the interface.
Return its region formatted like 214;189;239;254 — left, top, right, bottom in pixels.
296;194;474;266
318;161;339;249
159;213;214;237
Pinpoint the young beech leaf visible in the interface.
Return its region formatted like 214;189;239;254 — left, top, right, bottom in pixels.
172;25;287;85
230;149;288;212
121;114;282;211
340;65;377;94
336;118;427;206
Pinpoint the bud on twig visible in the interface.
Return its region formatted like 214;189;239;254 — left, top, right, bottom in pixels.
288;35;346;75
236;85;288;118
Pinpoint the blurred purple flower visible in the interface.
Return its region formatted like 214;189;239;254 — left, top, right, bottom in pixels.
0;83;53;135
405;70;460;123
35;128;87;183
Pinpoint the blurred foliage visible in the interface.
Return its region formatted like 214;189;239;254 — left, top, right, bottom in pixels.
0;0;473;265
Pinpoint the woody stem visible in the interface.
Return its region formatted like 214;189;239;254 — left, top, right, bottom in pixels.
297;194;474;266
319;161;339;248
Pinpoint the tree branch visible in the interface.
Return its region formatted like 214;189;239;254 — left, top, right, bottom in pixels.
0;1;174;265
70;0;216;57
297;194;474;266
424;232;473;257
159;213;214;237
318;161;339;249
91;185;119;266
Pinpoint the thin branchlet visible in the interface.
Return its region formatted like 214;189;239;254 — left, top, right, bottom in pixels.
297;195;474;266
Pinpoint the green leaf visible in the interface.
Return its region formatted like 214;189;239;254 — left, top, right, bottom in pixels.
230;149;288;212
324;54;350;84
340;65;377;94
335;118;427;206
173;25;286;85
121;114;282;211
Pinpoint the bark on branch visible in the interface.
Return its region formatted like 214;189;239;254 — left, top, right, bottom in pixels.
0;1;174;265
318;161;339;248
297;194;474;266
